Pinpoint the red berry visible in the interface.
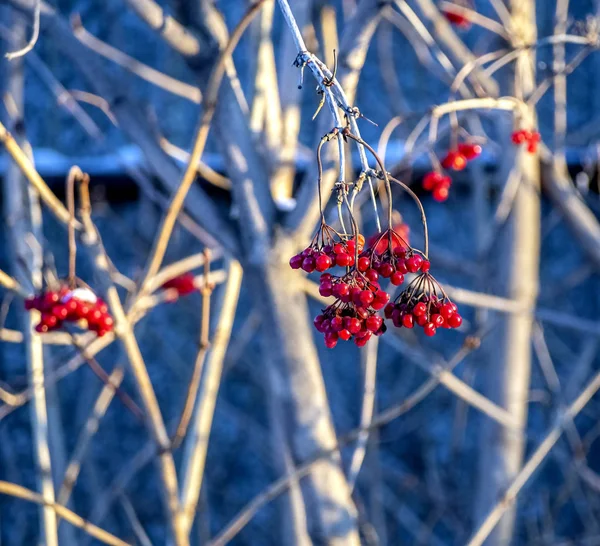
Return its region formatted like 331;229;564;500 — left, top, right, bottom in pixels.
339;329;352;341
433;186;449;202
41;314;58;328
511;130;526;144
527;142;537;154
359;290;374;307
431;314;445;327
365;269;379;282
441;151;457;169
384;303;395;319
423;323;437;337
333;243;345;254
420;260;431;273
319;281;333;297
402;314;415;329
366;315;383;332
379;263;394;278
333;283;350;298
358;257;370;272
336;253;352;267
448;314;463;328
52;305;68;320
413;302;427;317
374;290;390;304
423;171;443;190
35;323;49;333
330;316;343;332
324;332;339;349
289;254;303;269
314;315;326;332
390;271;405;286
43;292;60;309
315;254;333;272
440;302;455;319
406;255;423;273
344;317;362;334
459;143;482;160
301;256;316;272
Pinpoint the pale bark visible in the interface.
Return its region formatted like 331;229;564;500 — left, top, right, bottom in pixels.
474;2;539;544
247;247;360;545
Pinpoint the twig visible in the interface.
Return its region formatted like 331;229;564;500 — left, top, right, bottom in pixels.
179;260;243;534
467;369;600;546
0;120;78;227
171;249;213;449
5;0;40;60
137;1;265;294
209;335;485;546
71;15;202;104
57;367;125;508
0;481;130;546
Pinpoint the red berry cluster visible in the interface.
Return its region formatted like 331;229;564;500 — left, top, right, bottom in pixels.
441;5;471;29
511;130;540;154
441;143;482;172
25;286;114;337
359;228;427;287
316;271;389;348
289;224;365;273
162;273;196;299
423;172;452;202
384;274;462;337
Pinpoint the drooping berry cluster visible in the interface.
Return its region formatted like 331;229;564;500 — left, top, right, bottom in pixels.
289;223;364;273
162;273;197;300
315;271;389;348
25;286;114;337
422;172;452;202
441;4;471;29
359;228;426;287
384;273;462;337
511;130;540;154
441;143;482;172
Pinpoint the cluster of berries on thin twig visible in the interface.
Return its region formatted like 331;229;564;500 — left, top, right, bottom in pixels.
291;222;461;347
423;142;482;202
25;285;114;337
385;273;463;337
511;130;541;154
289;223;365;273
315;270;389;348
